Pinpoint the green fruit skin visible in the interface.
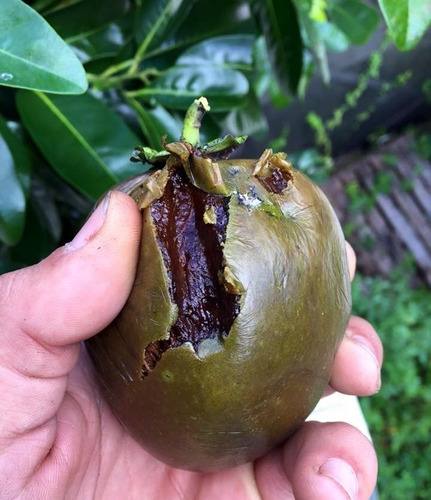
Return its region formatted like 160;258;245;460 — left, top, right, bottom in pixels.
86;157;351;472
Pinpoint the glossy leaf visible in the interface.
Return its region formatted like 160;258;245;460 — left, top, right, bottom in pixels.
268;79;291;109
135;0;197;57
0;0;87;94
9;183;60;267
250;35;290;108
30;0;59;14
44;0;130;42
295;2;330;84
251;36;272;97
328;0;380;45
16;91;142;200
315;21;350;52
29;175;62;244
224;91;268;138
0;119;27;245
128;99;183;150
252;0;303;94
296;52;314;100
140;34;253;112
72;20;132;63
177;35;255;69
378;0;431;50
145;0;256;61
139;66;249;111
0;117;31;195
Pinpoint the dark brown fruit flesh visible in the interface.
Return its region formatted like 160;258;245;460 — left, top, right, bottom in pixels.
86;153;351;472
142;167;239;376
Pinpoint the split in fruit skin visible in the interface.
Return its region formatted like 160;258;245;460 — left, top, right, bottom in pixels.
86;97;352;472
141;166;240;377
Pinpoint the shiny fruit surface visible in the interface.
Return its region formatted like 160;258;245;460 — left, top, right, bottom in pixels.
86;98;351;472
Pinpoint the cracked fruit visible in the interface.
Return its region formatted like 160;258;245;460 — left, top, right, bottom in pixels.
86;98;351;472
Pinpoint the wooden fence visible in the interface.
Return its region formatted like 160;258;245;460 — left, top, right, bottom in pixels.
321;134;431;287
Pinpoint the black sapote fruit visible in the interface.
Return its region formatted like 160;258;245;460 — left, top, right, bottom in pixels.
86;97;351;472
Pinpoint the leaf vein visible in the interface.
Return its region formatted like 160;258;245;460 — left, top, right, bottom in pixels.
34;92;117;183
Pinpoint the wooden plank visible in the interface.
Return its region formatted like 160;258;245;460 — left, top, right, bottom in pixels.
419;162;431;190
359;177;431;282
391;149;431;214
367;156;431;253
390;186;431;252
362;206;404;277
329;134;431;286
375;197;431;282
387;135;431;194
345;161;400;276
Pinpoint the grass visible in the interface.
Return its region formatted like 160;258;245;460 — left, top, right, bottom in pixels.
352;261;431;500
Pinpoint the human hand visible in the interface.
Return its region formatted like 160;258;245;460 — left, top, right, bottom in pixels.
0;191;382;500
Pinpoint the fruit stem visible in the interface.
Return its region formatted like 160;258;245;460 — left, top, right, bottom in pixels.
180;97;210;147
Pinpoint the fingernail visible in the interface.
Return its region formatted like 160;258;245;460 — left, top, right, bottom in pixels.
66;192;111;251
349;333;381;393
319;458;358;500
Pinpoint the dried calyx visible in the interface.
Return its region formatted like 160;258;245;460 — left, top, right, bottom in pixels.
130;97;294;205
130;98;247;198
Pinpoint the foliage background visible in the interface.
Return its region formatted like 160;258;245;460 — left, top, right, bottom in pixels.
1;1;431;498
353;261;431;500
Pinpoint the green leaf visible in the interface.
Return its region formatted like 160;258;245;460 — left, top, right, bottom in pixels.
136;66;249;111
252;0;303;94
224;91;268;138
0;117;31;195
295;2;330;84
135;0;198;58
176;35;255;69
44;0;130;42
0;0;87;94
9;182;60;266
378;0;431;50
138;34;253;112
269;78;291;109
328;0;380;45
315;21;350;52
71;20;132;63
143;0;257;63
16;91;142;200
30;0;59;14
251;36;272;97
296;51;315;99
0;120;27;246
128;99;183;149
250;37;291;106
29;175;62;244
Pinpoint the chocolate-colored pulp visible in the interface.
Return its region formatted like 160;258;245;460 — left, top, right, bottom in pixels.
141;168;240;377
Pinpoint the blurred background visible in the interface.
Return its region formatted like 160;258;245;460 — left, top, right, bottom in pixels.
1;1;430;498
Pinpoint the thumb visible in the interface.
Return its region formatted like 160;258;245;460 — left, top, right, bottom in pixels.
0;190;141;369
0;191;141;479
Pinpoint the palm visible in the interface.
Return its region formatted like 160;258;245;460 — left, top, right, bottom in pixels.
0;194;381;500
54;351;287;500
